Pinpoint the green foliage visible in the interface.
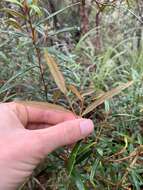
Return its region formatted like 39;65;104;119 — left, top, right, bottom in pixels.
0;0;143;189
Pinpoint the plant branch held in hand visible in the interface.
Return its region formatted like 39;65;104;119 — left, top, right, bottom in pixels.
23;0;48;100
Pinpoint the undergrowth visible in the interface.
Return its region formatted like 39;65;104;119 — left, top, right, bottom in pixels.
0;0;143;189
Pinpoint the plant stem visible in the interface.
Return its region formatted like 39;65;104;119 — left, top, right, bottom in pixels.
27;11;48;101
66;95;76;115
35;46;48;101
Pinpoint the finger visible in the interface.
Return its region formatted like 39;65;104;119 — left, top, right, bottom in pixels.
27;123;52;130
7;101;76;126
32;119;94;155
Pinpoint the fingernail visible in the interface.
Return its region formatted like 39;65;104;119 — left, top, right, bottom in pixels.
80;119;94;136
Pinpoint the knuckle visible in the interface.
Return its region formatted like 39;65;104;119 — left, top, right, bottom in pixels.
8;101;19;109
7;102;21;114
8;102;28;125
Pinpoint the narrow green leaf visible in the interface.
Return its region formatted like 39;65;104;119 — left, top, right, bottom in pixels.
90;159;100;188
72;169;86;190
67;141;81;176
76;149;92;164
78;142;96;155
76;142;96;164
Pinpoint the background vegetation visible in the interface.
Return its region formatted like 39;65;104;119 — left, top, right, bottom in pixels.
0;0;143;189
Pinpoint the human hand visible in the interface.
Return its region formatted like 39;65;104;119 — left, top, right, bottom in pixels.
0;101;94;190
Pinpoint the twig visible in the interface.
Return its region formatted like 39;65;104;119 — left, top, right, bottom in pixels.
65;95;76;114
26;7;48;100
115;147;141;189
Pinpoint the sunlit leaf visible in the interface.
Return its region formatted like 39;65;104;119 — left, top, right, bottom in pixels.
82;81;133;116
44;51;67;95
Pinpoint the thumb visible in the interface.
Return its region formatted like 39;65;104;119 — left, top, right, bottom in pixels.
32;119;94;156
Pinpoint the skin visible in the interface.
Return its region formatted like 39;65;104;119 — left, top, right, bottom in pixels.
0;102;94;190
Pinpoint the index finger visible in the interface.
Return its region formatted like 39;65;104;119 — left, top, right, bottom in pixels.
7;101;77;126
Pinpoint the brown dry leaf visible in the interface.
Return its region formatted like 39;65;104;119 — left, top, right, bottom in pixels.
81;88;95;97
91;90;105;101
16;101;69;112
82;81;133;116
68;84;83;102
44;51;67;94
